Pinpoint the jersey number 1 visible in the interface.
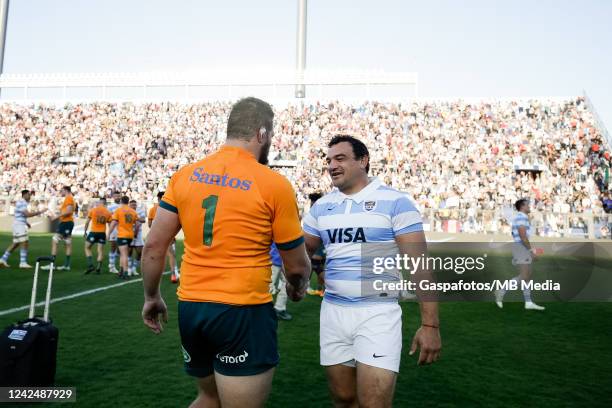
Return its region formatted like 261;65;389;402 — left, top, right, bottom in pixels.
202;195;218;246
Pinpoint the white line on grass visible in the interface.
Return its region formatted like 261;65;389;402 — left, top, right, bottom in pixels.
0;271;171;317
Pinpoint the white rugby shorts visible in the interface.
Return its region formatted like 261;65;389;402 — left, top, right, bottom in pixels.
320;300;402;373
13;223;28;243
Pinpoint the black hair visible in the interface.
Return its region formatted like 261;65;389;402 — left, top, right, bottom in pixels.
121;196;130;204
308;192;323;204
157;191;165;200
328;135;370;173
515;198;529;211
62;186;72;193
21;190;30;196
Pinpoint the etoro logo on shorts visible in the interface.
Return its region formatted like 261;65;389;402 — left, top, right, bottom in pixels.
216;350;249;364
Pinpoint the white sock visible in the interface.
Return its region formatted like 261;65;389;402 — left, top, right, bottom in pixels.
20;248;27;263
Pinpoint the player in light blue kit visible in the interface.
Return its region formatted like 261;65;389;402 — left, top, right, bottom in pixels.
302;135;441;408
0;190;46;268
495;198;545;311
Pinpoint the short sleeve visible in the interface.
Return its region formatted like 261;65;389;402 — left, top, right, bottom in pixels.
270;177;304;250
111;210;119;222
160;173;178;214
392;196;423;236
147;207;155;221
303;205;321;238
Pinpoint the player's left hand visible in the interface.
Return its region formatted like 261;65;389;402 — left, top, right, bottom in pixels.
142;296;168;334
410;325;441;365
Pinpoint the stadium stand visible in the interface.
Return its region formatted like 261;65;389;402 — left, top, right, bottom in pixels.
0;97;610;238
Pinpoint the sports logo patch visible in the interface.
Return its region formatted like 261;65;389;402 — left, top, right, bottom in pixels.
181;345;191;363
364;201;377;212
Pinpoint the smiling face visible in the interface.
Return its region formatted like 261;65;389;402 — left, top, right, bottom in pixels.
326;141;368;193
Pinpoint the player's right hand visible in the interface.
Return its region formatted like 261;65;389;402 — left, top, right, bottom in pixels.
142;296;168;334
286;281;306;302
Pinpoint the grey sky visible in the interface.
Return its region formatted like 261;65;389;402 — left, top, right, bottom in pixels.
3;0;611;131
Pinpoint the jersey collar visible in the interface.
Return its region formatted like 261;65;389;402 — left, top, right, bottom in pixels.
337;177;382;204
219;145;257;160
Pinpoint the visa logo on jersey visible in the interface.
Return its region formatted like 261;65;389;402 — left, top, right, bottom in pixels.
190;168;252;191
326;227;366;243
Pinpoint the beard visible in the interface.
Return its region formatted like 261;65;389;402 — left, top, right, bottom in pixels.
258;139;271;165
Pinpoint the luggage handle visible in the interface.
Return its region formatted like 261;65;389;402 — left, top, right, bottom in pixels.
29;257;55;322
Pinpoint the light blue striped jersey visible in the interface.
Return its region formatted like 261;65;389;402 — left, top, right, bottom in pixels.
303;178;423;306
134;208;146;236
512;212;531;242
108;202;120;215
14;199;28;225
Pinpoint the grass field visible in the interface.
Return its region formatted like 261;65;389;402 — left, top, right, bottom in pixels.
0;233;611;407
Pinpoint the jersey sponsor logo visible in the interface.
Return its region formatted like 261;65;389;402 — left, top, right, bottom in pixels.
216;350;249;364
326;227;366;243
190;168;252;190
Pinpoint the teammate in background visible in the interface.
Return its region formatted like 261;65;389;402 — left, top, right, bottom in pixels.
108;196;140;280
43;186;76;271
128;200;147;276
141;97;311;408
148;191;180;283
495;199;546;311
269;243;291;321
107;191;122;274
303;135;441;408
305;192;326;297
83;198;112;275
0;190;46;268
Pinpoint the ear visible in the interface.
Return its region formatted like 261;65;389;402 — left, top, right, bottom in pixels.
258;127;267;143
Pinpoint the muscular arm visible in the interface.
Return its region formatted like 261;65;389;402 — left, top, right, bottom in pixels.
278;242;311;300
107;220;118;239
395;231;441;365
518;226;531;250
23;209;45;218
83;219;90;234
304;232;322;259
142;208;181;300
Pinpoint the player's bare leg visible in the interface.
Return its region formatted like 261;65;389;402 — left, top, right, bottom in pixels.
60;239;72;270
0;242;19;267
84;241;95;274
168;242;179;283
131;246;142;276
326;364;358;408
42;235;60;270
118;245;130;279
109;240;118;273
214;368;275;408
355;362;397;408
95;243;104;274
189;375;220;408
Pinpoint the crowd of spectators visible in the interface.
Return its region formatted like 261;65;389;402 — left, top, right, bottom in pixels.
1;97;610;236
